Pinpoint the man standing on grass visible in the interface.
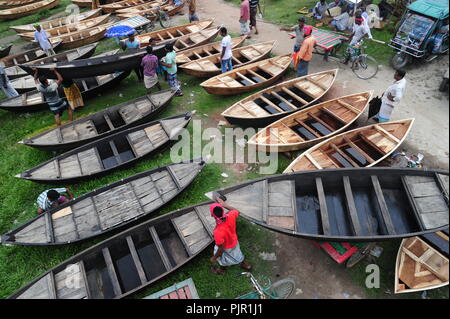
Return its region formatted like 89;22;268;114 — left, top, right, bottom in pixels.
220;27;233;73
141;46;162;94
240;0;251;38
161;43;183;96
0;65;19;98
249;0;261;35
34;24;55;57
280;17;306;52
296;25;316;77
188;0;199;23
375;69;407;123
210;197;252;275
36;188;75;215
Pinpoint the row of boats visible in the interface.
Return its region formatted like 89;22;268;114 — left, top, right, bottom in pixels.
0;5;448;299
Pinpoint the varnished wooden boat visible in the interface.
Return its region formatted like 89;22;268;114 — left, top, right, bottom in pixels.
72;0;94;7
201;55;292;96
248;91;372;153
209;168;449;241
9;43;99;92
134;19;214;46
284;119;415;172
7;199;216;299
19;42;171;79
102;0;164;13
3;158;206;246
0;0;60;21
0;0;39;9
10;8;102;33
176;35;247;65
1;41;63;80
180;41;276;78
221;69;338;128
0;69;130;112
0;44;12;58
16;113;193;183
20;90;175;151
46;22;112;50
19;14;111;41
395;235;449;293
117;0;184;19
172;27;219;52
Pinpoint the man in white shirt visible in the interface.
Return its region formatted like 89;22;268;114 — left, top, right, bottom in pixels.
313;0;329;20
377;69;407;122
0;65;19;98
220;27;233;73
34;24;55;56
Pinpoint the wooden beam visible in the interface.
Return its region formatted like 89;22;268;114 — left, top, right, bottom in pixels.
232;56;242;65
307;112;335;132
44;212;55;244
306;77;328;90
374;125;401;143
166;166;182;189
103;114;115;131
126;236;148;285
236;72;256;85
280;122;304;142
343;176;363;236
149;226;173;271
305;153;323;169
102;247;122;297
293;118;321;138
267;127;289;144
281;87;308;105
194;207;214;237
171;219;193;256
260;95;284;113
247;69;266;81
294;83;316;99
237;102;258;117
358;133;386;155
47;272;57;299
78;260;92;299
330;143;360;167
321;107;347;126
315;177;331;235
271;91;296;110
337;99;361;114
343;136;375;164
371;176;396;235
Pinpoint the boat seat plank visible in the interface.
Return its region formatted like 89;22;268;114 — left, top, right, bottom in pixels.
337;99;361;114
315;177;331;235
78;148;102;175
330;143;360;167
224;180;266;221
343;137;375;164
59;154;82;179
358;133;387;155
173;211;210;255
72;198;101;239
52;212;79;243
371;176;396;235
374;125;401;143
307;112;335;132
149;226;173;271
54;262;88;299
13;216;48;244
194;205;217;235
280;86;308;106
293;118;322;138
321;107;347;126
102;247;122;297
126;236;148;285
343;176;363;236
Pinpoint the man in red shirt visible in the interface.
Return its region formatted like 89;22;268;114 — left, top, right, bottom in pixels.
210;197;252;275
295;25;317;77
240;0;251;38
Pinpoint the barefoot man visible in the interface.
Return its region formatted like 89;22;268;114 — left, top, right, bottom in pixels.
210;197;252;275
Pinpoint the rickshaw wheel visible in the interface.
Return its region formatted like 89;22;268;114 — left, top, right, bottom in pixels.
391;52;411;69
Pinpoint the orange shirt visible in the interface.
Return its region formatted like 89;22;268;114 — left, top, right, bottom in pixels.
213;210;239;249
297;36;317;62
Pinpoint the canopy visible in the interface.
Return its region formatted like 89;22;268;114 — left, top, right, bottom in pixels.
408;0;449;19
105;25;136;38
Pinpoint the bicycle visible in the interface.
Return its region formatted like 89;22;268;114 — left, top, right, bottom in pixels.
236;272;296;299
143;6;171;32
334;40;379;80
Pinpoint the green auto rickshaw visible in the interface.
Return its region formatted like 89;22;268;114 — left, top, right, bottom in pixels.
389;0;449;68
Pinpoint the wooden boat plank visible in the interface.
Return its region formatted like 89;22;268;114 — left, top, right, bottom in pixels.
126;236;148;285
371;175;396;235
315;177;331;235
102;247;122;297
149;226;173;271
342;176;363;236
54;262;88;299
16;274;53;299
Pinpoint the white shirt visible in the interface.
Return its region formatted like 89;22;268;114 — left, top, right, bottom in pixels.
379;78;407;119
221;35;232;60
34;29;52;51
361;12;373;39
350;23;370;46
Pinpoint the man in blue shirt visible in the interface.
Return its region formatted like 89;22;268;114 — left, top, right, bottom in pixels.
121;32;143;82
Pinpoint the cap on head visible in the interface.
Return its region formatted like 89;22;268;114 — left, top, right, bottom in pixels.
298;17;306;23
303;25;313;36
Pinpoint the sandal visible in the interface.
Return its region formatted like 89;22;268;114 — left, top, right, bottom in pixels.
240;262;252;271
210;267;227;275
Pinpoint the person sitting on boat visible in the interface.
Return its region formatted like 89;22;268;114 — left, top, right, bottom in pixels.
33;24;55;57
375;69;407;123
210;197;252;275
220;27;233;73
161;43;183;96
141;46;162;94
121;31;143;82
36;188;74;215
280;17;306;53
0;65;19;98
32;67;73;126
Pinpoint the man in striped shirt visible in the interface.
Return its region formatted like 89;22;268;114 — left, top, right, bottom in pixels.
249;0;261;35
36;188;74;215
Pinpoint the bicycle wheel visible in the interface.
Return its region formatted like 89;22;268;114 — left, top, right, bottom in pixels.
268;278;296;299
159;11;171;28
352;55;379;80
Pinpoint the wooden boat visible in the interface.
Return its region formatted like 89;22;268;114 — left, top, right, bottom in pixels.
7;199;216;299
72;0;94;7
209;168;449;241
117;0;184;19
176;35;247;65
179;41;276;78
0;69;130;112
19;90;175;151
201;55;292;96
421;228;449;257
221;69;338;128
0;0;39;8
248;91;372;153
10;8;102;33
19;42;171;79
395;235;449;293
103;0;165;13
0;44;12;58
172;27;219;52
46;22;113;50
284;119;415;172
9;43;99;92
16;113;193;184
19;15;111;41
0;0;60;21
134;19;214;46
3;159;206;246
